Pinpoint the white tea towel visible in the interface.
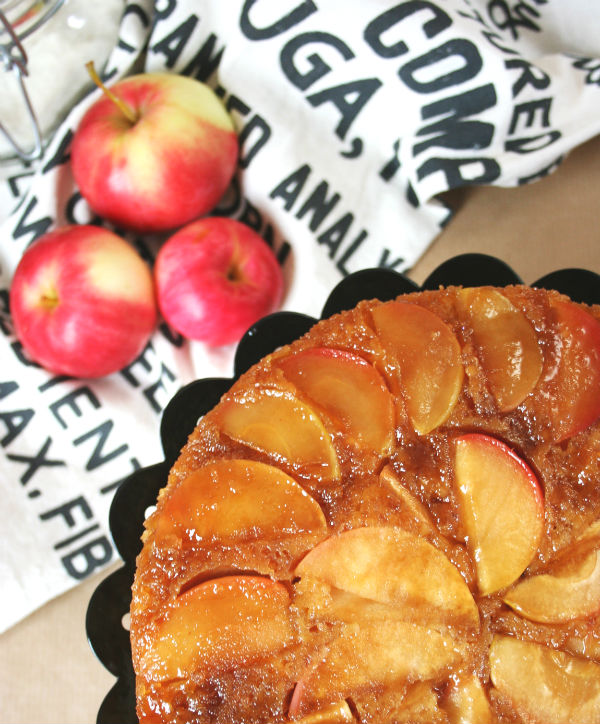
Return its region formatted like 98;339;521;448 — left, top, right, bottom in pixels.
0;0;599;632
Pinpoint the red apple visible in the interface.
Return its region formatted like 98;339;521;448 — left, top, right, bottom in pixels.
155;217;284;346
10;225;156;378
71;70;238;232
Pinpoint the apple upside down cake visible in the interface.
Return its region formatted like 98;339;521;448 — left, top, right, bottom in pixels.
131;285;600;724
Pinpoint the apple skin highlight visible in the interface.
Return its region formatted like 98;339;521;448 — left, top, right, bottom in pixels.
10;225;157;378
71;73;238;233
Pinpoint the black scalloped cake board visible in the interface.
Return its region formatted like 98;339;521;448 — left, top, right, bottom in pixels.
86;255;600;724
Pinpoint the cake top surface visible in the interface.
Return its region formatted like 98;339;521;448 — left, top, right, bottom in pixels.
116;275;600;724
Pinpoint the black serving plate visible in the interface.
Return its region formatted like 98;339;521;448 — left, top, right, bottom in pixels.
86;255;600;724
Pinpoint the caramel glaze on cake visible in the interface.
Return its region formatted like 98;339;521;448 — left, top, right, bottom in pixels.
131;285;600;724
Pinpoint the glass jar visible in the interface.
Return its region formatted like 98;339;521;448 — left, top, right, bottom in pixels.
0;0;124;163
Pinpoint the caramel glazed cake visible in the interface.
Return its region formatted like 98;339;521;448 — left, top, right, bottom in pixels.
131;285;600;724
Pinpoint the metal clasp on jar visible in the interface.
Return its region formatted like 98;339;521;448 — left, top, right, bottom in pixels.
0;2;64;161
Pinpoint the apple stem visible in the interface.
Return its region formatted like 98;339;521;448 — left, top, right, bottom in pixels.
40;288;59;310
85;61;138;124
226;264;244;283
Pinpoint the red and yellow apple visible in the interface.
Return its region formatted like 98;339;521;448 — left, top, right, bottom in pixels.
71;71;238;232
155;217;284;346
9;225;156;378
454;433;544;594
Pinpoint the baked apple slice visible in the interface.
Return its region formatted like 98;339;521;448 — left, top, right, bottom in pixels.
503;521;600;623
138;575;294;682
548;299;600;441
276;347;395;454
489;635;600;723
442;674;493;724
457;287;543;411
215;389;340;481
371;301;463;434
155;459;327;545
289;620;465;715
379;465;436;534
295;526;479;629
399;683;443;722
290;701;355;723
454;433;544;594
